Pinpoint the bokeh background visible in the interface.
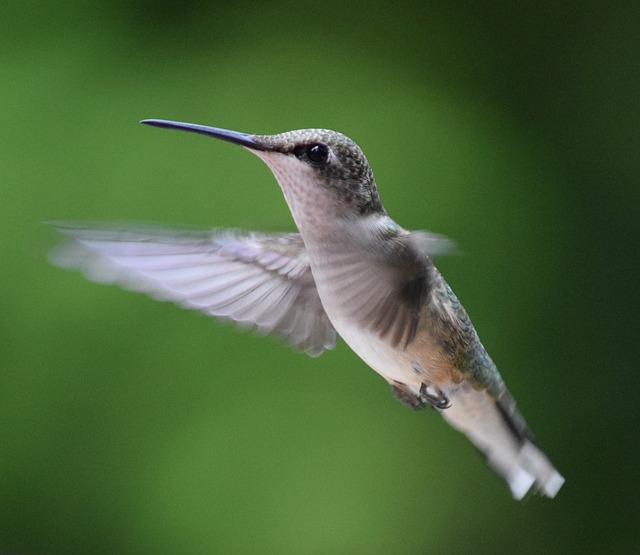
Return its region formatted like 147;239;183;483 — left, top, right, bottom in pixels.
2;1;639;553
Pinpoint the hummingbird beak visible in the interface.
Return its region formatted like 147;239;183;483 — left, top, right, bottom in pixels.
140;119;271;151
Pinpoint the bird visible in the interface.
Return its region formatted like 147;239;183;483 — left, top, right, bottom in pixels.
50;118;564;500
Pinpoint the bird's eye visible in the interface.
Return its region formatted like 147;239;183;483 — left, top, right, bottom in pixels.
294;143;330;165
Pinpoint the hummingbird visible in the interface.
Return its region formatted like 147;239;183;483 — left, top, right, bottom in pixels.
50;119;564;500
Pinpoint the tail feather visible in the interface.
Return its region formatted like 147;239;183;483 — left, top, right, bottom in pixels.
441;383;564;499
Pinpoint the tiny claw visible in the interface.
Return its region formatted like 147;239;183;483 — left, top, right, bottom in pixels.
419;383;451;411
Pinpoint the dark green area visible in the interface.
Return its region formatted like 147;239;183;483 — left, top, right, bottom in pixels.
2;1;639;553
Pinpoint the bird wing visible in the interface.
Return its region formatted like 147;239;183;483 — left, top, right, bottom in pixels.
316;229;453;350
49;222;336;356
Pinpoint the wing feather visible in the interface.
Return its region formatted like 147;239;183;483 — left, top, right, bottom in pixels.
49;222;336;356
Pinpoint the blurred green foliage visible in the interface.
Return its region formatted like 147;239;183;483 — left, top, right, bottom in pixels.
2;1;639;553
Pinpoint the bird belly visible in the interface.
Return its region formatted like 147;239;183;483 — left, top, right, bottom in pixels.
330;316;415;383
313;284;456;390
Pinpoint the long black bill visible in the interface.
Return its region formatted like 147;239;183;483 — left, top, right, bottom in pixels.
140;119;269;150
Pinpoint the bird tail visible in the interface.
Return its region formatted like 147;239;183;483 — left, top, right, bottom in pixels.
441;383;564;499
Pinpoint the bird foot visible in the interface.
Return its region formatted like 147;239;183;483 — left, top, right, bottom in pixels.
418;382;451;411
390;381;451;412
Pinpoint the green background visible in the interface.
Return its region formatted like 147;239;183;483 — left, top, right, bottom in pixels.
2;1;639;553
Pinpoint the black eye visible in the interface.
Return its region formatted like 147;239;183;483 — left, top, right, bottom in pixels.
294;143;330;165
307;143;329;164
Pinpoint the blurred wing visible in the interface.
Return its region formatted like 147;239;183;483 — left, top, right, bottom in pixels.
318;230;447;350
49;222;337;356
409;230;456;257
